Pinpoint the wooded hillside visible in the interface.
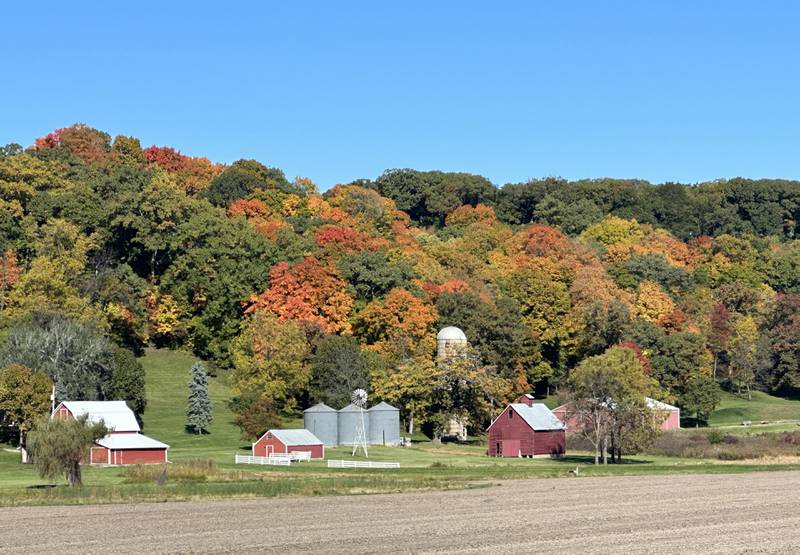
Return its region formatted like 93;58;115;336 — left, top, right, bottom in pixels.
2;123;799;437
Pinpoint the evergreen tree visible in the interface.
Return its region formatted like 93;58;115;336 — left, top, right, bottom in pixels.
186;362;212;434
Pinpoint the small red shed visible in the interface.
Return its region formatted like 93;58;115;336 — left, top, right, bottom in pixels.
252;429;324;459
487;395;566;457
53;401;169;465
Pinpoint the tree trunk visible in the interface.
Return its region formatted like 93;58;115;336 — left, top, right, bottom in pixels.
602;435;608;465
67;461;82;487
713;353;717;381
408;415;414;435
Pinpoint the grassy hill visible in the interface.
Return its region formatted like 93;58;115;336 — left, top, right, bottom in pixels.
140;349;245;462
709;391;800;428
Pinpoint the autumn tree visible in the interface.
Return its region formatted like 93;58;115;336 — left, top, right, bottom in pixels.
247;257;353;335
0;365;52;461
355;288;437;361
230;312;311;414
727;316;761;399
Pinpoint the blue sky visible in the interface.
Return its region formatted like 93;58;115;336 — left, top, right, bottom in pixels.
2;2;798;190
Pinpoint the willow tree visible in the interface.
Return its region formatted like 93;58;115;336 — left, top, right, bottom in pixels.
27;415;107;487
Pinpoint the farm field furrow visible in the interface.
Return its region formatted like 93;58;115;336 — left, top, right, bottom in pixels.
3;471;800;554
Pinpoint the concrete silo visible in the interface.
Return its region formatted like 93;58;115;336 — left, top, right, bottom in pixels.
368;401;401;446
303;403;338;446
338;403;370;446
437;326;468;358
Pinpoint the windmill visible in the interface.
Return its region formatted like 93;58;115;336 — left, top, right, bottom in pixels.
351;388;369;457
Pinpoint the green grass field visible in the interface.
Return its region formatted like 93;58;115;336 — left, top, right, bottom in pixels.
3;349;800;506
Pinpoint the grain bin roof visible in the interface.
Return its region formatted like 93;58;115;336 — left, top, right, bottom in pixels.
268;429;322;446
58;401;140;433
510;403;565;431
304;402;337;413
368;401;398;412
339;403;365;412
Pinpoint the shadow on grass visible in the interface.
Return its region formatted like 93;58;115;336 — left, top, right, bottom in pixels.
556;455;651;465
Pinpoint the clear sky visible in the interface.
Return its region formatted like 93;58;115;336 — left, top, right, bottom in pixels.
2;1;798;190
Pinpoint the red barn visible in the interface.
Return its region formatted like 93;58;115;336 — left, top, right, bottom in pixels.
487;395;566;457
53;401;169;465
646;397;681;431
252;429;324;459
553;397;681;432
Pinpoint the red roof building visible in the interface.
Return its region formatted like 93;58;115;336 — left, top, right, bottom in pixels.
53;401;168;465
252;429;325;459
487;395;566;457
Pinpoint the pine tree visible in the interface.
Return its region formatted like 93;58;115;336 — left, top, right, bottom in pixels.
186;362;212;434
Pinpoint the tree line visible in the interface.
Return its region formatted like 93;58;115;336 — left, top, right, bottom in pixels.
1;124;800;453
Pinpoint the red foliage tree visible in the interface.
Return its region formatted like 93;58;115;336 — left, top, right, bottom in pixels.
246;257;353;334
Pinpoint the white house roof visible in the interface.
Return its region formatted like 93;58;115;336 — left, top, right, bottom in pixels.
437;326;467;342
58;401;140;433
266;429;322;446
509;403;565;431
97;433;169;450
646;397;679;412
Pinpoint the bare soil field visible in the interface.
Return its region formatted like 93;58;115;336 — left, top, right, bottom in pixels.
3;471;800;553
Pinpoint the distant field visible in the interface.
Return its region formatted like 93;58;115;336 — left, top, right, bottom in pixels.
3;349;800;506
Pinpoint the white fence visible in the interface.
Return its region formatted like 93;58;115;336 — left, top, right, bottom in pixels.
327;460;400;469
234;454;291;466
234;451;312;466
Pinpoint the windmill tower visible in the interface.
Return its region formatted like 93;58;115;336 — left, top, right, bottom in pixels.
351;388;369;457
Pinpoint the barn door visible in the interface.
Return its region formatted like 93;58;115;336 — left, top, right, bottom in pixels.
502;439;520;457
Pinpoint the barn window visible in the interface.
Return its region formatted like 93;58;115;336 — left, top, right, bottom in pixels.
266;433;272;439
509;410;513;419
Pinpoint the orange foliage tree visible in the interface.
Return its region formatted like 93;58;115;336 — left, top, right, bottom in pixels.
246;257;354;334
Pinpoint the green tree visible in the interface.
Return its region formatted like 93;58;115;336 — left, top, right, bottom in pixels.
337;250;413;301
186;362;212;434
204;159;293;207
110;348;147;425
309;335;370;408
680;373;721;425
0;313;115;402
27;414;108;487
567;346;662;464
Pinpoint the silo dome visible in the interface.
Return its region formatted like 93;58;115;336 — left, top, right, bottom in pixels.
437;326;467;342
437;326;468;358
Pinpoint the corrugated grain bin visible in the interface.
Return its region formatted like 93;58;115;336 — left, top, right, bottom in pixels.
368;401;401;446
303;403;339;446
338;403;370;446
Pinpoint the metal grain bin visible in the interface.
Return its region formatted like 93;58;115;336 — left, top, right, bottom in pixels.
303;403;339;446
368;401;401;446
338;403;370;446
